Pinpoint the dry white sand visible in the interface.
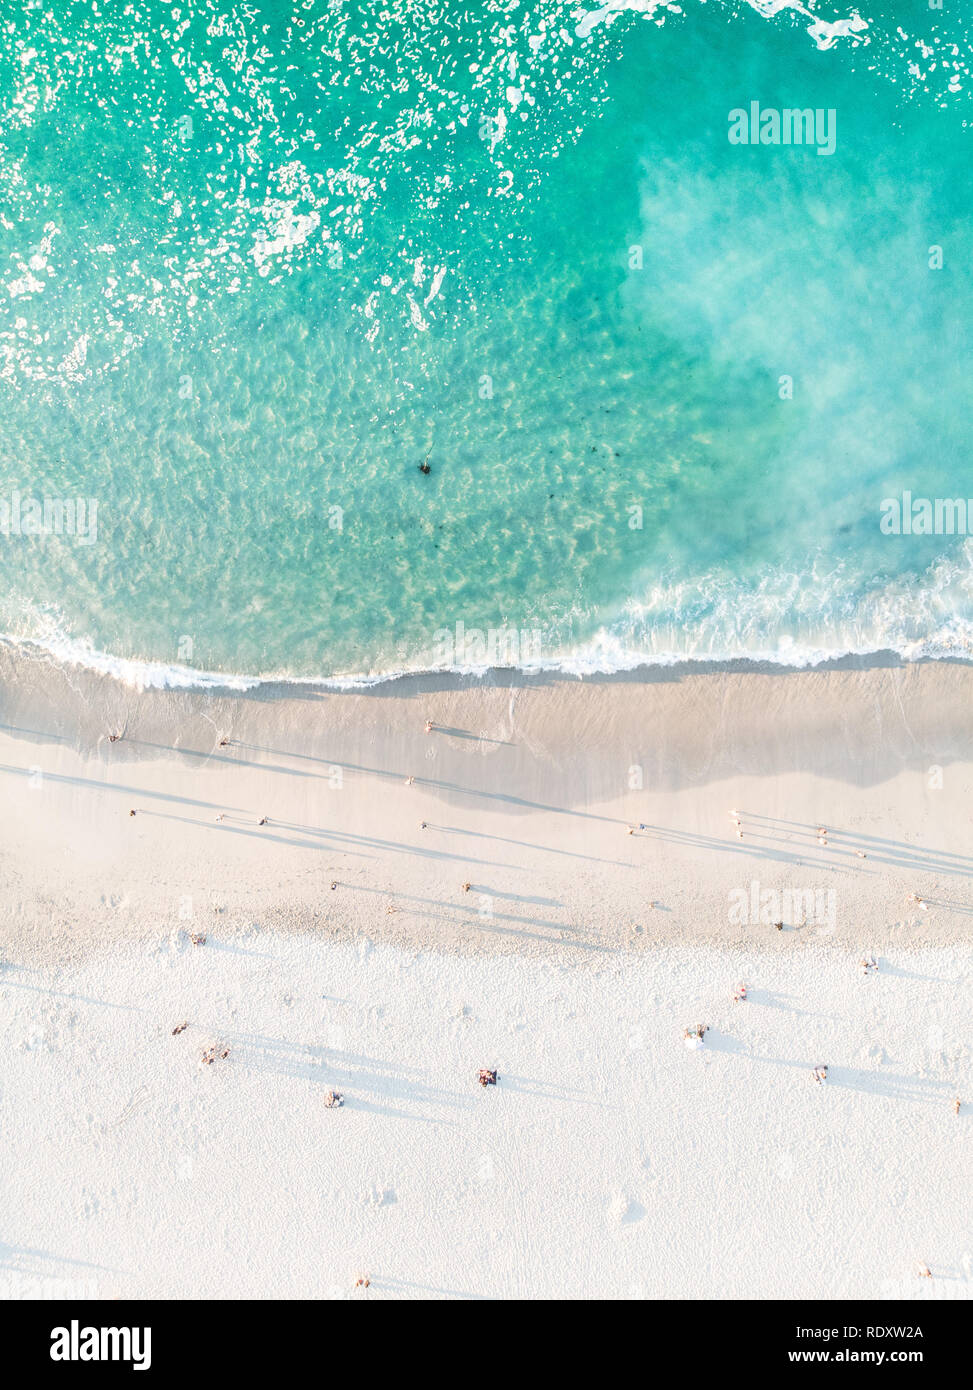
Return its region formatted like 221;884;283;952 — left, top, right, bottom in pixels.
1;932;970;1301
0;649;971;1299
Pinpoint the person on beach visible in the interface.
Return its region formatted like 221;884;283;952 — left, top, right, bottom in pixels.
478;1068;498;1087
109;733;121;743
733;983;748;1002
812;1065;828;1085
325;1090;343;1108
215;814;224;823
419;821;427;830
129;809;137;817
953;1097;961;1116
258;816;268;826
424;720;434;734
917;1263;932;1279
462;882;471;892
172;1022;188;1035
683;1024;708;1049
219;737;230;747
405;775;415;785
860;956;877;975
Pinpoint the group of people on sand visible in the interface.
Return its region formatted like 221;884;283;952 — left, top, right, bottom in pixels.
726;810;875;858
686;987;962;1111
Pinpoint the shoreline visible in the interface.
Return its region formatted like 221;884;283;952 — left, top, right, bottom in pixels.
3;631;973;695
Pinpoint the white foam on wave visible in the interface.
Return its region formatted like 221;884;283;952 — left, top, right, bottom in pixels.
2;626;971;694
0;633;261;693
4;560;973;692
574;0;870;52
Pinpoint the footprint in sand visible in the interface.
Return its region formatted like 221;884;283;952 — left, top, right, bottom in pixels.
361;1186;397;1208
110;1083;151;1129
609;1194;646;1225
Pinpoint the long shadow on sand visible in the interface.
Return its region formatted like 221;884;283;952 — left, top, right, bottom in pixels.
704;1031;953;1106
744;813;973;878
226;1031;472;1124
0;762;246;815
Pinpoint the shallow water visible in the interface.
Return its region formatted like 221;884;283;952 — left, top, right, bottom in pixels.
0;1;971;683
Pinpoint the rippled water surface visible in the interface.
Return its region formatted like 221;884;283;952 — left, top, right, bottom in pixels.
0;1;971;683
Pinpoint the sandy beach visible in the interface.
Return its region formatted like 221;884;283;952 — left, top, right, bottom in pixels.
1;646;971;967
0;648;971;1299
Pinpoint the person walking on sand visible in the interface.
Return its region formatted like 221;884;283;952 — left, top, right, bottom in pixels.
109;732;122;743
258;816;268;826
424;719;434;734
953;1097;961;1116
812;1065;828;1085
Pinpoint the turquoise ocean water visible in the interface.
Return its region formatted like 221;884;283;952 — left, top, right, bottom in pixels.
0;0;971;686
